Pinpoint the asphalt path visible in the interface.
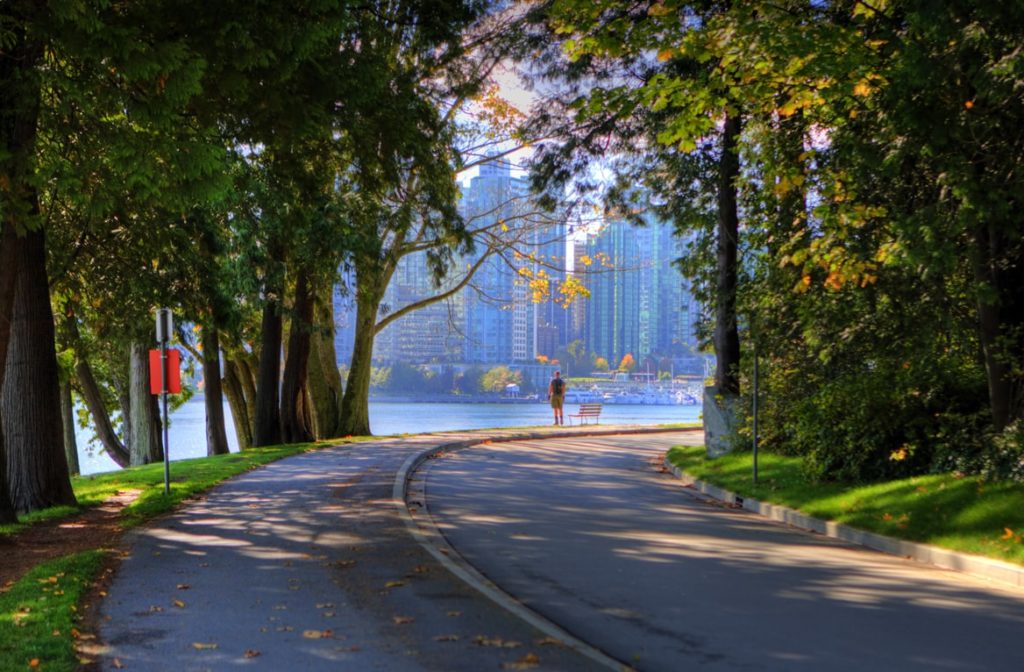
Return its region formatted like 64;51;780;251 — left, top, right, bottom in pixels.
420;432;1024;671
98;433;601;671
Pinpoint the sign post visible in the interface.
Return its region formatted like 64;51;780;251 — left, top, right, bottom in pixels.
156;308;173;496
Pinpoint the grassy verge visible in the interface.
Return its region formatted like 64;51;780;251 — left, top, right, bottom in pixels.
0;551;107;671
0;437;374;670
667;445;1024;566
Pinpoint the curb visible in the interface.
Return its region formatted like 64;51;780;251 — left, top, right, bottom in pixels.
663;459;1024;591
394;425;698;672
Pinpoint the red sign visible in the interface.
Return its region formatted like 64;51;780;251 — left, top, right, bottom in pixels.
149;348;182;394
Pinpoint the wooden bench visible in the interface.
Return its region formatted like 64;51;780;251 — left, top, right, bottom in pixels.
568;403;603;426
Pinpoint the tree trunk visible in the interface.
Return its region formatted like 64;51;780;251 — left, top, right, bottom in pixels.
0;12;43;522
280;272;315;443
714;112;742;396
75;356;130;468
973;221;1024;431
223;358;254;449
339;290;381;437
0;224;21;523
1;227;77;512
128;342;162;465
60;378;80;477
254;300;283;446
202;326;231;456
308;291;344;440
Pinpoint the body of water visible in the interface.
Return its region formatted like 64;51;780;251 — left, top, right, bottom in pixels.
76;396;702;476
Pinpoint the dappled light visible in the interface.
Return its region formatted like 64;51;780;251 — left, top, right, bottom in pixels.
423;432;1024;671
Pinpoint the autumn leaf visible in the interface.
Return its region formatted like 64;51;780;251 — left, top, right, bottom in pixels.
192;642;219;650
29;659;40;669
446;611;462;617
173;599;186;608
244;650;261;658
385;580;407;589
475;636;521;648
535;637;563;647
392;616;415;625
176;583;191;590
1002;528;1015;541
303;629;333;639
435;634;460;642
502;653;541;669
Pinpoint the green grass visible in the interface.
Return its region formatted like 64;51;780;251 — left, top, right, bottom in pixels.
0;551;107;671
667;445;1024;566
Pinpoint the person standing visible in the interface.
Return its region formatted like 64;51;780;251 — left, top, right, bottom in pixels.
547;370;566;425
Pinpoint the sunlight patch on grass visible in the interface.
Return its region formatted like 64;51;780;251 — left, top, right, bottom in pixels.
667;446;1024;566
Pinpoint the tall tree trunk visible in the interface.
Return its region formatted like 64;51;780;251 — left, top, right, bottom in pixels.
60;378;80;477
339;290;382;437
254;300;283;446
1;227;77;512
308;291;344;440
714;112;742;396
74;357;130;468
128;342;162;465
0;224;21;522
0;9;43;522
223;358;254;449
202;326;230;455
973;221;1024;431
280;272;315;443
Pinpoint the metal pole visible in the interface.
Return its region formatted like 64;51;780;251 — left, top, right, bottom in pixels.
161;341;170;496
752;344;759;485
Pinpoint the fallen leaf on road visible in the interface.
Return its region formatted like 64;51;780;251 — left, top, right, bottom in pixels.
316;603;335;609
385;580;407;589
475;636;521;648
336;560;357;569
535;637;563;647
192;642;219;650
502;653;541;669
434;634;460;642
446;611;462;617
112;659;124;669
176;583;191;590
392;616;415;625
303;629;333;639
149;605;164;613
173;599;186;608
244;650;261;658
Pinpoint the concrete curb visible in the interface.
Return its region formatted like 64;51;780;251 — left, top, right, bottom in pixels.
663;459;1024;591
394;425;698;672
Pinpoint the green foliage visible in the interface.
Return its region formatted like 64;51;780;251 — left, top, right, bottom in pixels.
480;365;522;393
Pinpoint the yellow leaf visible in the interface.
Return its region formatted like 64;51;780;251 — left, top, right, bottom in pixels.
385;580;407;589
192;642;219;650
657;48;674;62
173;599;186;608
1002;527;1015;541
502;653;541;670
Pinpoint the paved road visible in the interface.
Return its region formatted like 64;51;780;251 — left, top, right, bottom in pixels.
99;433;604;671
420;432;1024;671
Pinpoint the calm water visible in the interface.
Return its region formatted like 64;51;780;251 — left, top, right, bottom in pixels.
76;397;702;475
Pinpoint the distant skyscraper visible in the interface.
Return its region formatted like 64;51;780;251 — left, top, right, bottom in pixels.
582;203;697;368
459;156;566;364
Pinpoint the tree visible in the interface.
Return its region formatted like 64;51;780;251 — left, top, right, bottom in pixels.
335;4;571;436
480;366;522;393
618;353;636;373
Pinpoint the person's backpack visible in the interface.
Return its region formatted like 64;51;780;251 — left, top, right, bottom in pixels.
552;378;565;395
